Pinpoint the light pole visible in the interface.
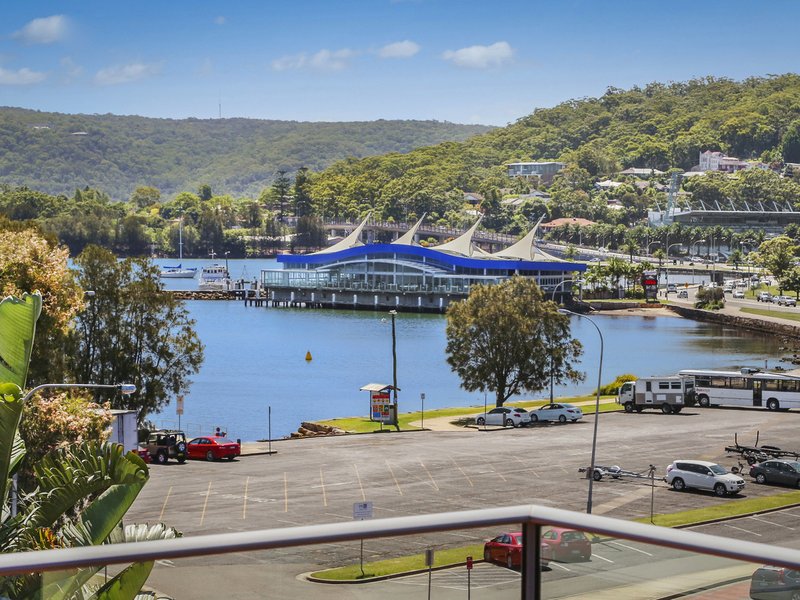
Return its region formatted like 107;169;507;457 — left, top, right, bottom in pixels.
647;241;661;255
666;243;682;257
691;239;706;258
558;308;603;514
389;309;399;431
549;278;579;403
13;382;137;518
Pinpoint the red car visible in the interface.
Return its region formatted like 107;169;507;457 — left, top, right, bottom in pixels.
540;528;592;562
135;447;151;463
483;532;549;569
186;436;241;461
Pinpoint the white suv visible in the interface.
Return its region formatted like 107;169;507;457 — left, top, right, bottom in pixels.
665;460;745;496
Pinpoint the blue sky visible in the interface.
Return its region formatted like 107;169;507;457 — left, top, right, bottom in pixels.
1;1;799;126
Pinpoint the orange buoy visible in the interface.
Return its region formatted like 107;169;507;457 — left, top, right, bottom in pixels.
305;351;312;361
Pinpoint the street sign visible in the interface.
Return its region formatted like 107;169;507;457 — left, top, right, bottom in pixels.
353;501;373;521
176;395;184;416
425;549;435;567
466;556;473;570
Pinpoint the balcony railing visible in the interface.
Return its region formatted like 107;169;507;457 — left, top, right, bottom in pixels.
1;503;799;599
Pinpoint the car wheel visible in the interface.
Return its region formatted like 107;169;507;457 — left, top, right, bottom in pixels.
558;415;567;423
156;451;167;464
505;418;515;428
593;469;603;481
661;403;673;414
530;415;538;423
476;417;485;425
756;473;766;484
624;402;634;413
206;450;215;461
177;457;186;464
671;477;685;491
484;548;491;562
507;554;514;569
790;591;800;600
767;399;780;411
227;455;235;461
698;395;710;408
714;483;727;497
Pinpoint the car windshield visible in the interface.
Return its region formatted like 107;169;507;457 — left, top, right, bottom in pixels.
709;464;727;475
561;531;587;541
787;462;800;471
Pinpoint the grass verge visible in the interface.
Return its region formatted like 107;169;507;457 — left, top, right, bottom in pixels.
740;307;800;323
310;490;800;582
639;489;800;528
316;396;619;433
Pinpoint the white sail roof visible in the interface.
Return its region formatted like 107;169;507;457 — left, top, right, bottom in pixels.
490;215;559;261
312;212;371;254
392;214;426;246
431;217;483;257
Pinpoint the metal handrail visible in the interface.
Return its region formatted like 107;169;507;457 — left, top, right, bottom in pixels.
0;503;798;578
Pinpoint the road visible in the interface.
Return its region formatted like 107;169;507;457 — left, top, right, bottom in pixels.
128;407;800;599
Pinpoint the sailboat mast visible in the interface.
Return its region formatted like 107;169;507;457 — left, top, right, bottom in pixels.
179;217;184;261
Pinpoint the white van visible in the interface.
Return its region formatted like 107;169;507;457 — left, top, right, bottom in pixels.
667;283;677;294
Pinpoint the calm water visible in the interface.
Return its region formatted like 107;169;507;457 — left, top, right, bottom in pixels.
150;294;788;441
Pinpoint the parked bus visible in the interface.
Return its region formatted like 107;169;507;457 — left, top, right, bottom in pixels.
678;369;800;411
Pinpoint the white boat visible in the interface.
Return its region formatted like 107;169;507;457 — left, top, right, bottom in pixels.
160;217;197;278
198;264;232;291
160;263;197;279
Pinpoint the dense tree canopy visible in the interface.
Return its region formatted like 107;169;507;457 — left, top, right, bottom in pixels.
445;277;584;407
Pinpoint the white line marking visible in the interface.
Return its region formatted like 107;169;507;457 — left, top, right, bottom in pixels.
748;515;794;530
548;562;571;571
606;541;654;556
723;523;761;536
591;553;614;563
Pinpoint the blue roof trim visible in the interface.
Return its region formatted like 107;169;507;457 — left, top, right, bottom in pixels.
277;244;586;272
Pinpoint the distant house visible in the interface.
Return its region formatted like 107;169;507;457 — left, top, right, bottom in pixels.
697;150;748;173
618;167;665;177
502;190;551;207
594;179;624;190
463;192;484;206
540;217;597;231
505;161;565;184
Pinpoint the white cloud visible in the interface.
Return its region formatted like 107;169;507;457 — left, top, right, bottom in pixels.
0;66;47;85
13;15;70;45
214;16;226;25
272;48;355;71
93;62;161;85
378;40;420;59
442;41;513;69
60;57;84;82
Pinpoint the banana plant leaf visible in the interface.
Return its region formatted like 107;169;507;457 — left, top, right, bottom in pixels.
0;383;23;514
0;293;42;389
28;443;148;533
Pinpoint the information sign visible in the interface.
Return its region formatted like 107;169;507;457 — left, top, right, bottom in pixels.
370;390;392;423
353;501;373;521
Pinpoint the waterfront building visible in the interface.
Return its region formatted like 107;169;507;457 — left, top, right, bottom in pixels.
260;215;586;312
505;161;565;183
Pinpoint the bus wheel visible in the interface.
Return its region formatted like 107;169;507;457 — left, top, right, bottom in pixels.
767;399;780;411
661;404;673;414
698;395;710;408
624;402;634;413
673;407;682;414
635;406;643;413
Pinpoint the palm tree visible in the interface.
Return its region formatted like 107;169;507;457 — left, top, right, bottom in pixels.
622;238;640;263
0;293;179;599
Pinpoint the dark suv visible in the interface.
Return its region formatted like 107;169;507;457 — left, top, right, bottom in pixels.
145;430;187;464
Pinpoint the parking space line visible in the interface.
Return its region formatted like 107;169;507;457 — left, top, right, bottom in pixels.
243;476;249;520
283;472;288;512
159;486;172;522
420;461;440;491
386;460;403;495
451;457;473;487
606;541;653;556
320;468;328;507
722;523;761;536
199;481;211;526
748;515;795;530
591;553;614;563
548;562;571;572
354;463;365;501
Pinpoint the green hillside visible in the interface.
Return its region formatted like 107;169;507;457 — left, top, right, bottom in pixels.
308;74;800;221
0;107;491;199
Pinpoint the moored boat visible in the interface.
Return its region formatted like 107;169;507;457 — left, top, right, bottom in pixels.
198;264;232;291
160;264;197;278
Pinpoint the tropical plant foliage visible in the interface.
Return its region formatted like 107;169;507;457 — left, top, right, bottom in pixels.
0;292;180;599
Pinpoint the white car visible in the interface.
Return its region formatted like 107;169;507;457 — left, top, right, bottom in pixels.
732;290;745;299
529;403;583;424
665;460;745;496
475;406;531;428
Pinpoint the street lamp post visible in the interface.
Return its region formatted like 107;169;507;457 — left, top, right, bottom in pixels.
647;241;661;255
691;239;706;258
558;309;603;514
389;309;400;431
666;243;683;257
13;382;137;518
549;279;578;403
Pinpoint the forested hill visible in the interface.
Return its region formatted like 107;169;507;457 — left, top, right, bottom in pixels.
308;74;800;215
0;107;492;199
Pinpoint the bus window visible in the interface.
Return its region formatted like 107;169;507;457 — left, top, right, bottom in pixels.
671;381;681;389
658;381;670;390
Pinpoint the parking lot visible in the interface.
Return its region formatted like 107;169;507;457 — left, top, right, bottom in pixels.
127;406;800;598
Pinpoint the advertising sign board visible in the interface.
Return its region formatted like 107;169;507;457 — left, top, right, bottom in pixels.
370;390;392;423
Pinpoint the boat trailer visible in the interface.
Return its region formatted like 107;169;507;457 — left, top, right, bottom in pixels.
724;432;800;465
579;464;659;482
